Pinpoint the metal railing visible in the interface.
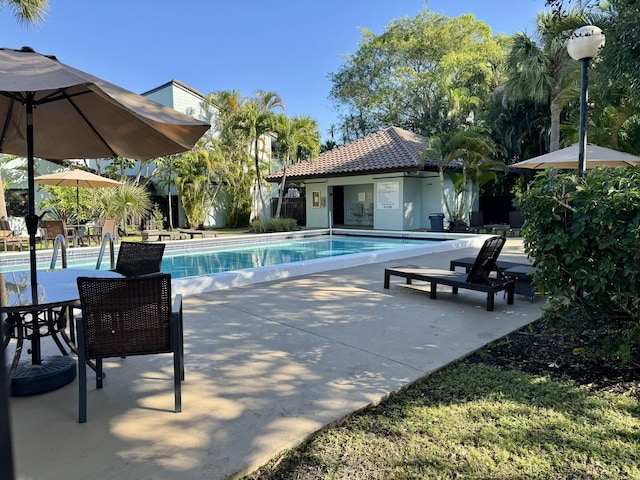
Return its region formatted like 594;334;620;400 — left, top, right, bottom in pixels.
49;234;68;269
95;233;116;270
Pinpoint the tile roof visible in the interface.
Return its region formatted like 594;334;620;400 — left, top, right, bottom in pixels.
266;126;439;181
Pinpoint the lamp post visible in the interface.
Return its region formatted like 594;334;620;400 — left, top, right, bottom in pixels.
567;25;605;177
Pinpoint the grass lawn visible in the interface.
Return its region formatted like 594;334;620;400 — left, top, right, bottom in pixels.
243;320;640;479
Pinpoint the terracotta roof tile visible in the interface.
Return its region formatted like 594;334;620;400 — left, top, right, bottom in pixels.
266;126;438;180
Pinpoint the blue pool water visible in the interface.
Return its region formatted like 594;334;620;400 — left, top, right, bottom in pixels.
0;234;439;279
163;236;436;279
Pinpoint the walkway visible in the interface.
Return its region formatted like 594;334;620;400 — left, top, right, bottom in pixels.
7;239;543;479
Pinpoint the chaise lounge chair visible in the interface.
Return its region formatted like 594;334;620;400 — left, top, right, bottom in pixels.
449;256;537;301
0;219;29;251
383;236;515;311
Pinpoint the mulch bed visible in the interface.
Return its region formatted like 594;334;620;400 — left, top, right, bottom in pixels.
465;318;640;399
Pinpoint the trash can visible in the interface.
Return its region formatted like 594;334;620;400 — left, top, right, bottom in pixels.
429;213;445;232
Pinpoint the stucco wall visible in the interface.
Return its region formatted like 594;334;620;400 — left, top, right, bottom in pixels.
296;172;454;231
305;183;329;228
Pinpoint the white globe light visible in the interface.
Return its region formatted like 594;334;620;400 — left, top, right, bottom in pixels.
568;25;605;61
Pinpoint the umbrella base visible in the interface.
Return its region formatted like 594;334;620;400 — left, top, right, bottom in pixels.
10;356;76;396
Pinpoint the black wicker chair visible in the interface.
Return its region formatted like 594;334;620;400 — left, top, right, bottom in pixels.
75;273;183;423
114;241;166;277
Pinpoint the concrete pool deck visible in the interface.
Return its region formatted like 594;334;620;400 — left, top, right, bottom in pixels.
6;238;544;479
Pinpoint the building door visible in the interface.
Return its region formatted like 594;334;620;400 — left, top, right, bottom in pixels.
332;186;344;225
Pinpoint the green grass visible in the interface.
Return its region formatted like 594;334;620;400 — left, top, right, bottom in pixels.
244;362;640;479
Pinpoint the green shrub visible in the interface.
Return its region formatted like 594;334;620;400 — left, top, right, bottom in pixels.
515;167;640;362
249;218;298;233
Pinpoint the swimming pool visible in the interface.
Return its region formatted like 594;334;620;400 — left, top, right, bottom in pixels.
0;229;486;295
163;235;436;278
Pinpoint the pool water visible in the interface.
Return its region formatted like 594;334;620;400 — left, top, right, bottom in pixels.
163;236;436;279
0;235;439;279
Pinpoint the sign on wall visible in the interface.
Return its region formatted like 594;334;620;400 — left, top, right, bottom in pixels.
377;181;399;209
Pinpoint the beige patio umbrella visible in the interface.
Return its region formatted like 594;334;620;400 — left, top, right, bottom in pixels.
511;143;640;169
0;45;209;310
35;169;123;218
0;47;209;292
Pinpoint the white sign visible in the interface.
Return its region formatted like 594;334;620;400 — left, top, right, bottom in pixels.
377;181;399;209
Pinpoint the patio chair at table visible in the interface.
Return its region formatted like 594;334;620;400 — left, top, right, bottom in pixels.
42;220;74;248
93;218;118;245
114;241;166;277
384;236;515;311
75;273;184;423
66;242;166;350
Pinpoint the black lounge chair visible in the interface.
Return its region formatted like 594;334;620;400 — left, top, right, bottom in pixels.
449;256;537;301
508;211;525;237
383;236;515;311
75;273;184;423
468;211;486;234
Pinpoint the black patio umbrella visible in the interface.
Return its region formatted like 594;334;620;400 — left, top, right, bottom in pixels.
0;46;210;304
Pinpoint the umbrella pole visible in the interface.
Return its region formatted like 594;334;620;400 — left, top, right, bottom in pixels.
25;93;42;364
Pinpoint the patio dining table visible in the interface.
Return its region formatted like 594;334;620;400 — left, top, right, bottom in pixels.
1;268;122;396
66;224;101;247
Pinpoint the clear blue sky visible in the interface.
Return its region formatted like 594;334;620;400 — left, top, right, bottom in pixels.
0;0;548;141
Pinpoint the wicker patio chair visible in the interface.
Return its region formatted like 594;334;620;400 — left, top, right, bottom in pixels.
75;273;184;423
114;241;165;277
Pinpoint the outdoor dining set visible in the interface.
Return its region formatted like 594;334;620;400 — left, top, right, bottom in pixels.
1;241;184;423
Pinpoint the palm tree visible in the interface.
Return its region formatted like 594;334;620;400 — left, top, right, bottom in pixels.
424;127;505;229
272;114;320;218
227;91;284;219
207;90;254;226
503;10;584;152
93;181;152;236
2;0;48;23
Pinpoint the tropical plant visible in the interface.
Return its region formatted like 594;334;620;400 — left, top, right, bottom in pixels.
207;90;253;227
515;167;640;361
272;114;320;218
172;137;225;229
153;154;178;229
226;90;284;219
90;181;151;236
249;217;297;233
485;87;550;162
424;128;505;229
502;10;586;152
1;0;48;23
38;185;93;223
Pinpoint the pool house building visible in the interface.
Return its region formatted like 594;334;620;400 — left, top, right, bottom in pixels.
266;126;473;231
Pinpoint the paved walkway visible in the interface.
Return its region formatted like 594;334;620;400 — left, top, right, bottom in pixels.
8;239;544;479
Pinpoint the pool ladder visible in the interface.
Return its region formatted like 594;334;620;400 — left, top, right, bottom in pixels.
49;234;68;269
95;233;116;270
49;233;116;270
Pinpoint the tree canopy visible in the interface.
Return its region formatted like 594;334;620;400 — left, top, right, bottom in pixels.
329;10;507;142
